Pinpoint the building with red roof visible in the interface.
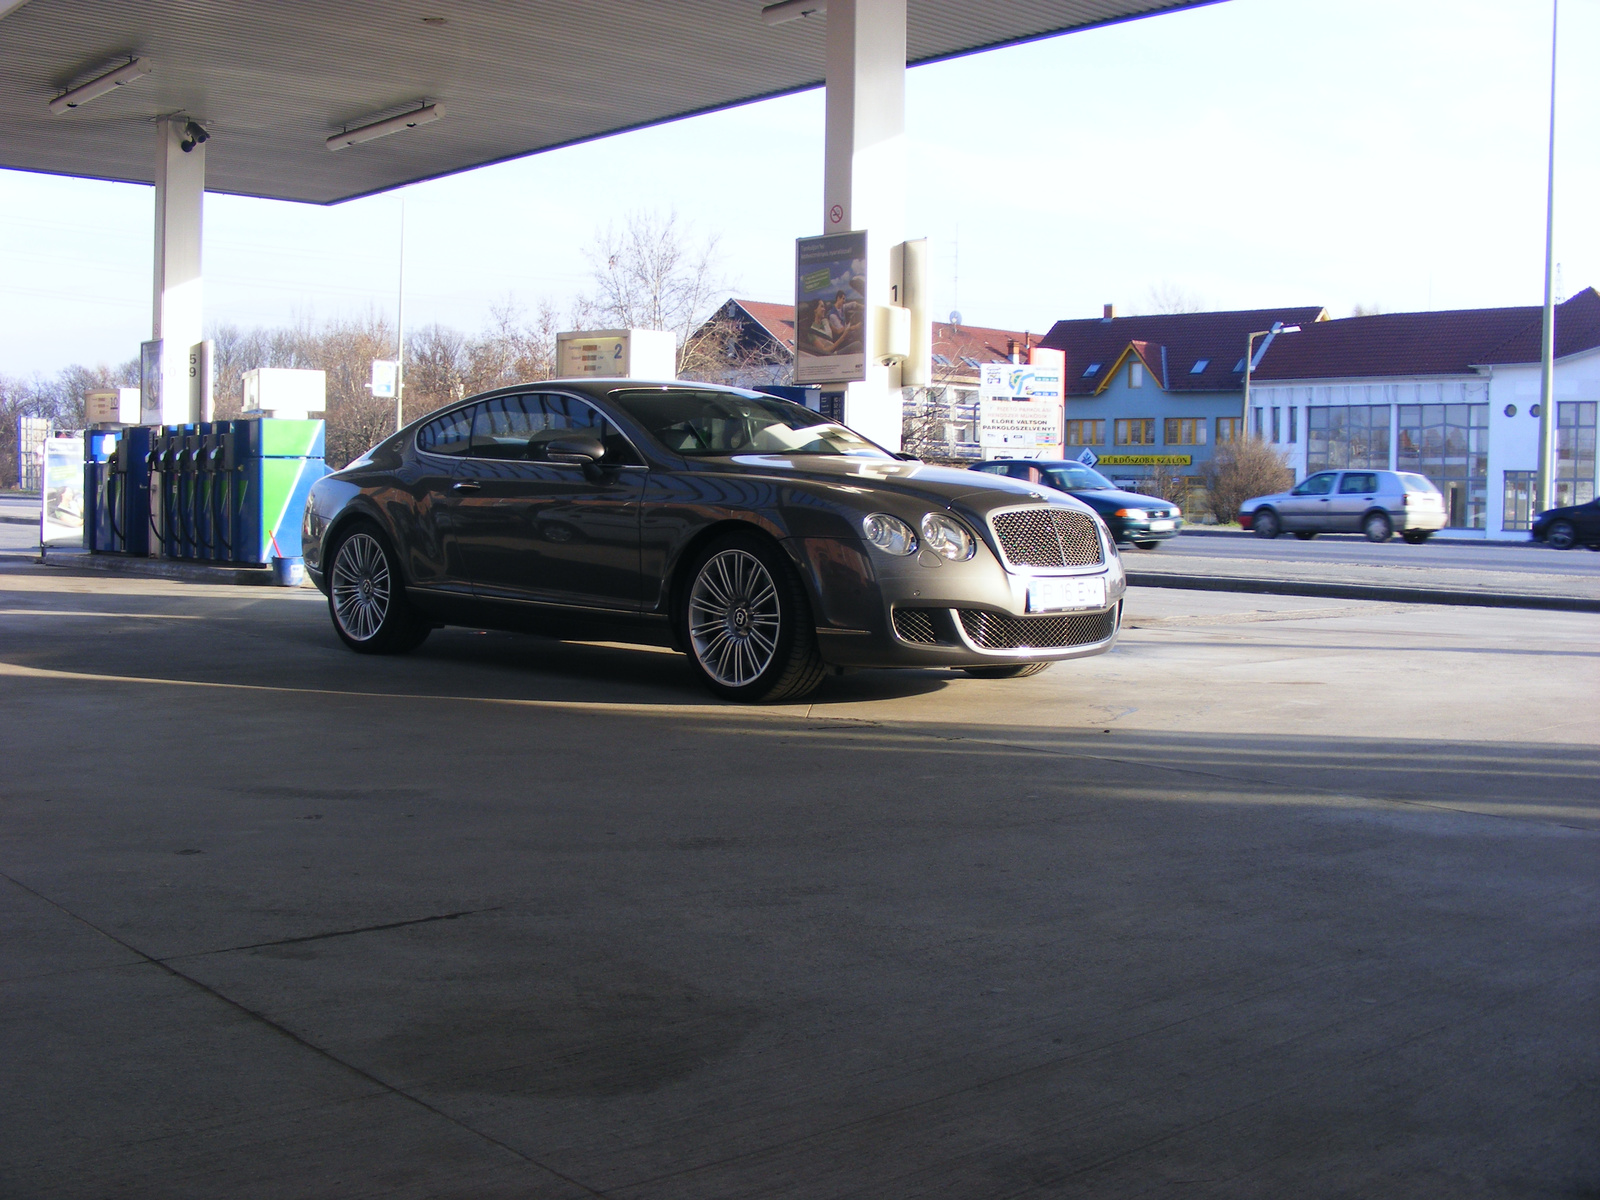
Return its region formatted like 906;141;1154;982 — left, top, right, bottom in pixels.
1250;288;1600;535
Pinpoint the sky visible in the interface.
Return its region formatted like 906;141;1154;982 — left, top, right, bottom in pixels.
2;0;1596;378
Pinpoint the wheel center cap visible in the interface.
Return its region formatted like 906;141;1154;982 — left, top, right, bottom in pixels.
732;606;750;631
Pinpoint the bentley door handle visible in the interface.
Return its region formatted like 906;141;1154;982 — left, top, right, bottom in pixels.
451;481;481;492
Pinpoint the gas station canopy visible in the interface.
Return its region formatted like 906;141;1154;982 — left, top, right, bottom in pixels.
0;0;1217;204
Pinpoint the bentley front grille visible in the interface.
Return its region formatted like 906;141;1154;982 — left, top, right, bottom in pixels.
958;607;1116;650
989;507;1104;569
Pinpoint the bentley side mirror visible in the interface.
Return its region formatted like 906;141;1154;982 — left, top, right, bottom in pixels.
543;435;606;465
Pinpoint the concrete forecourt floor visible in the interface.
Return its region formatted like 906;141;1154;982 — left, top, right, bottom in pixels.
0;558;1595;1199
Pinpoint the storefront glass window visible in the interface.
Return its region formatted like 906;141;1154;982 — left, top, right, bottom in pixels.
1307;405;1391;472
1557;401;1597;507
1397;403;1487;528
1503;470;1536;531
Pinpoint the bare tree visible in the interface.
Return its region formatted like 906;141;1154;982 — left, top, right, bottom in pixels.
574;209;726;370
1137;282;1206;315
1349;303;1386;317
464;299;560;393
677;314;791;387
1199;436;1292;524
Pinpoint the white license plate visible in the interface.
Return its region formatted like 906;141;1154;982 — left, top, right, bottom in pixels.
1148;519;1175;531
1027;576;1107;613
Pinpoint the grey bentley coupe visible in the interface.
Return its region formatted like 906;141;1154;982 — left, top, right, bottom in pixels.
302;382;1126;702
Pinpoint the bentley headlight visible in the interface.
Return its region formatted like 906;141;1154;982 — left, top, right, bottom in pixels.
862;513;918;556
920;512;976;561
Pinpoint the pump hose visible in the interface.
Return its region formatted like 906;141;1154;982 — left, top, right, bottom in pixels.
108;471;124;543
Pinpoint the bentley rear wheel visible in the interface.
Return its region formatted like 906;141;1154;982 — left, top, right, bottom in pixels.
328;524;431;655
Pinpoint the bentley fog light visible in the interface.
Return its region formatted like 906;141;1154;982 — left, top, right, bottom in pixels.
862;513;917;555
919;512;976;561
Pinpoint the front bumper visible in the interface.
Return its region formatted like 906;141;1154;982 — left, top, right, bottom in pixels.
798;525;1126;670
1109;516;1183;543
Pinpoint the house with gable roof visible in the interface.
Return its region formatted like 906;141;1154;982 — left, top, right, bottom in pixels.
1250;287;1600;535
1035;304;1329;494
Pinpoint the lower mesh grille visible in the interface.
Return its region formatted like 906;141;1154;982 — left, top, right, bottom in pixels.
958;607;1117;650
892;608;940;644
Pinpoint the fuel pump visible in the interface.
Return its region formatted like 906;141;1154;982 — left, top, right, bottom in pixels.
117;425;152;556
179;430;203;558
85;429;119;553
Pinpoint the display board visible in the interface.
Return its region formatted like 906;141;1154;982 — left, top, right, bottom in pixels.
794;232;867;384
978;363;1063;454
39;431;84;547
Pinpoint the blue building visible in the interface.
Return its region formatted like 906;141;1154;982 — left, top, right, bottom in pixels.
1037;304;1328;501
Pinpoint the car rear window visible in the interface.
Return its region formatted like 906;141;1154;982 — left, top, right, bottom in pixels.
1401;473;1440;494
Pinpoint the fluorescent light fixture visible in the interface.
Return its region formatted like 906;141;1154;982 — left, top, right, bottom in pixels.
326;103;443;151
1;0;33;20
762;0;826;26
49;57;152;115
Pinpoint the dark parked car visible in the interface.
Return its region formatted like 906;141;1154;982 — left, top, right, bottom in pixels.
1530;496;1600;550
303;383;1127;702
970;459;1183;548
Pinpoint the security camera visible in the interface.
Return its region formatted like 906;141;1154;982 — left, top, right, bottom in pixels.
180;120;209;152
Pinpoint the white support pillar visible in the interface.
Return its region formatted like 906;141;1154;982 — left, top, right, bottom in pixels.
152;116;204;425
824;0;906;452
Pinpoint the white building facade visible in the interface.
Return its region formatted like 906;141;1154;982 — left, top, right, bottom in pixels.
1249;290;1600;539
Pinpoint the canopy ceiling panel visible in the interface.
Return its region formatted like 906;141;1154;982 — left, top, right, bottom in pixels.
0;0;1219;204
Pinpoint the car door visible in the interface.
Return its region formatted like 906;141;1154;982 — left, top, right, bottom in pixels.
1277;471;1337;530
1332;471;1379;531
403;404;479;593
453;392;647;611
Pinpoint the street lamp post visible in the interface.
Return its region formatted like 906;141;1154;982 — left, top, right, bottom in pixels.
1242;322;1300;442
1536;0;1560;511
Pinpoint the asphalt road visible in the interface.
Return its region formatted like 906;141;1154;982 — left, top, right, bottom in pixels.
1147;529;1600;577
2;560;1595;1198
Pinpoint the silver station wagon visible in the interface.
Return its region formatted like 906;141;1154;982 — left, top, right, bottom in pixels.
1239;470;1446;543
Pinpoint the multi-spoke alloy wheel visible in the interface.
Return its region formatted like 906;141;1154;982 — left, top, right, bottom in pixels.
679;534;825;703
326;525;430;655
332;532;391;643
689;549;781;688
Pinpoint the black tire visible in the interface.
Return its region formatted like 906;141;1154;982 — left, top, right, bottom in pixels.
1252;509;1280;539
1294;531;1317;541
680;531;825;703
1546;521;1578;550
1363;512;1393;543
1402;529;1432;545
326;522;431;655
1134;540;1161;551
963;662;1052;679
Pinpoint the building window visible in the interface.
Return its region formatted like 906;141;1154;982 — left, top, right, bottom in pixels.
1309;404;1392;474
1503;471;1537;531
1216;416;1243;444
1287;407;1298;443
1190;359;1209;374
1129;362;1144;388
931;353;951;367
1083;363;1101;378
1115;418;1156;446
1163;417;1207;446
1396;402;1486;528
1557;401;1597;507
960;356;981;369
1270;408;1280;443
1064;419;1104;446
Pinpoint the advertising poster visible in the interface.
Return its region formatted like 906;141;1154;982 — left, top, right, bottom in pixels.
794;232;867;384
978;363;1063;452
39;431;85;547
139;339;163;425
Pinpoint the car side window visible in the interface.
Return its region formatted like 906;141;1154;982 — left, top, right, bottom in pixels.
416;405;477;457
470;395;542;459
1294;473;1336;496
1338;472;1376;494
528;393;645;466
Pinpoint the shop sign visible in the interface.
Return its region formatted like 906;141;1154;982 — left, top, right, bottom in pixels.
1096;454;1192;467
794;232;867;384
978;362;1063;450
